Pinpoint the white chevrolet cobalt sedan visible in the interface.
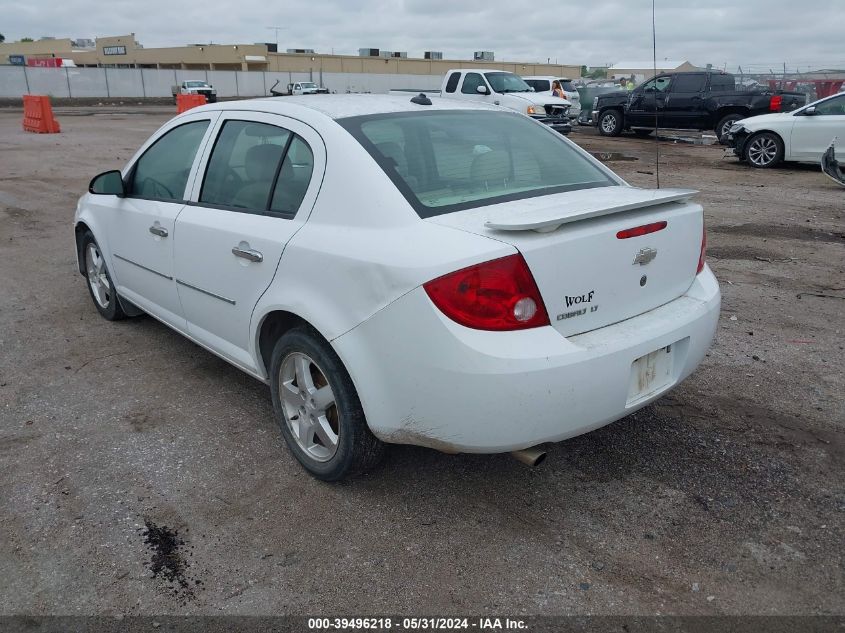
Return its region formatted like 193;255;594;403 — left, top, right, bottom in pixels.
75;95;720;480
727;92;845;168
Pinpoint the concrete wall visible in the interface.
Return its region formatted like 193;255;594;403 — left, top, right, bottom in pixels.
0;65;444;98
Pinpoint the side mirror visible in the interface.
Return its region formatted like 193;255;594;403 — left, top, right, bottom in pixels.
803;106;817;116
89;170;126;196
476;85;490;95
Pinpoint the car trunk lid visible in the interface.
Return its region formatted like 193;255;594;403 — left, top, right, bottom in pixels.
427;186;704;337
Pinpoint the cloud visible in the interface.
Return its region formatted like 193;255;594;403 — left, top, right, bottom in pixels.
3;0;843;71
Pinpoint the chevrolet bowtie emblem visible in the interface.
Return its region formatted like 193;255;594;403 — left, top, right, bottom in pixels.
633;247;658;266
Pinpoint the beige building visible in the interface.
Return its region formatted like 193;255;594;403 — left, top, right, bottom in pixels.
1;34;581;78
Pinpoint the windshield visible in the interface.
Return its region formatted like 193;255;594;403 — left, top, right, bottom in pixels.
340;111;615;218
301;82;318;89
484;72;532;94
185;81;207;88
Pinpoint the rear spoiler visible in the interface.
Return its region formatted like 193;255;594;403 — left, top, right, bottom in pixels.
484;187;698;233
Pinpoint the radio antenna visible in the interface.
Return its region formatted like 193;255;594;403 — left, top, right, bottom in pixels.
652;0;661;188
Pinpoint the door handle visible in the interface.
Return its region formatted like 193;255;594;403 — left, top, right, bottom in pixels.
149;225;168;238
232;246;263;263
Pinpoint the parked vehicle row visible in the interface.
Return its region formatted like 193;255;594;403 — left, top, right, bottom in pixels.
521;76;582;121
270;80;330;96
390;69;573;134
591;71;806;142
75;94;719;480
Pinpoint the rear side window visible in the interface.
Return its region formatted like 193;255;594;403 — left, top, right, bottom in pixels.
340;111;615;218
560;80;575;92
462;73;485;94
270;136;314;214
709;74;736;91
671;74;706;93
444;72;461;93
128;120;209;201
200;120;291;210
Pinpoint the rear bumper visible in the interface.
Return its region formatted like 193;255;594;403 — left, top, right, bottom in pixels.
333;268;720;453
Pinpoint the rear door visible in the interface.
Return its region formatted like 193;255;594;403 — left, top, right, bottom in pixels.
666;73;707;129
173;111;325;372
790;94;845;160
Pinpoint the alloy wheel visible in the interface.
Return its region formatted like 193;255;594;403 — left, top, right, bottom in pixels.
85;243;111;308
747;135;779;167
279;352;340;462
601;114;617;134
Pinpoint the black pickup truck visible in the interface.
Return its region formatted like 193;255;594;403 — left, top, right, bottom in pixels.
592;71;806;142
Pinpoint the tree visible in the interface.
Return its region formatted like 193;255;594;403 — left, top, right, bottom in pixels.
21;37;34;42
0;33;5;43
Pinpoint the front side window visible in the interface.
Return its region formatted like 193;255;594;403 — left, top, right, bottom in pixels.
814;95;845;115
128;120;210;201
200;120;290;210
484;72;531;94
340;111;615;218
642;76;672;92
461;73;485;94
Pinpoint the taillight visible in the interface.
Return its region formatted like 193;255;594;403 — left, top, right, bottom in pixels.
697;223;707;274
770;95;783;112
423;254;549;331
616;221;667;239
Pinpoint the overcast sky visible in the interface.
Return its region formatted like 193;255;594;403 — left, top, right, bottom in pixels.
3;0;843;72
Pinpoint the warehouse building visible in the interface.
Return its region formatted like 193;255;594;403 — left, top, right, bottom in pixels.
0;34;581;79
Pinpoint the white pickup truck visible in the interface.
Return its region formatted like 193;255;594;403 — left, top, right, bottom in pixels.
391;69;572;134
170;80;217;103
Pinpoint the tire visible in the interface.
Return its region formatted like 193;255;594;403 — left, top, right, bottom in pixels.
81;231;126;321
744;132;784;168
633;129;653;138
598;109;623;136
716;113;744;144
269;326;385;481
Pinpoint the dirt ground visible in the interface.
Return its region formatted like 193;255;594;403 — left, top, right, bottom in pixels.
0;106;843;617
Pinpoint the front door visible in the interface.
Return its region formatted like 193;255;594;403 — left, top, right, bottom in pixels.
173;112;324;372
106;113;217;328
790;94;845;161
627;75;672;128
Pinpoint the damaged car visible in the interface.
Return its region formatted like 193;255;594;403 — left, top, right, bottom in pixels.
726;92;845;168
821;140;845;186
74;95;720;480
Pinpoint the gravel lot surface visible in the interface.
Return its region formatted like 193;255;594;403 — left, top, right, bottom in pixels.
0;106;842;616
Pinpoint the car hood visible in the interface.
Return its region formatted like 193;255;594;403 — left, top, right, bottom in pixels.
736;111;795;129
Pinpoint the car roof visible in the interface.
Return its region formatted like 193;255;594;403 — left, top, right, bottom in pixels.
193;94;505;120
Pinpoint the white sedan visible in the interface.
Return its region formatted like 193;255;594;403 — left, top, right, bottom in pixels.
75;95;720;480
728;92;845;168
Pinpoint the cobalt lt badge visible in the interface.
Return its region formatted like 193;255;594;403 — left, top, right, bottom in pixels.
633;247;657;266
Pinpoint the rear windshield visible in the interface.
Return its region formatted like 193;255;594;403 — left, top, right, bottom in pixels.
339;111;615;218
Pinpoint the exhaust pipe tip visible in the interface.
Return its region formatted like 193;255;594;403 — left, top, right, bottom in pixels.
511;446;547;468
